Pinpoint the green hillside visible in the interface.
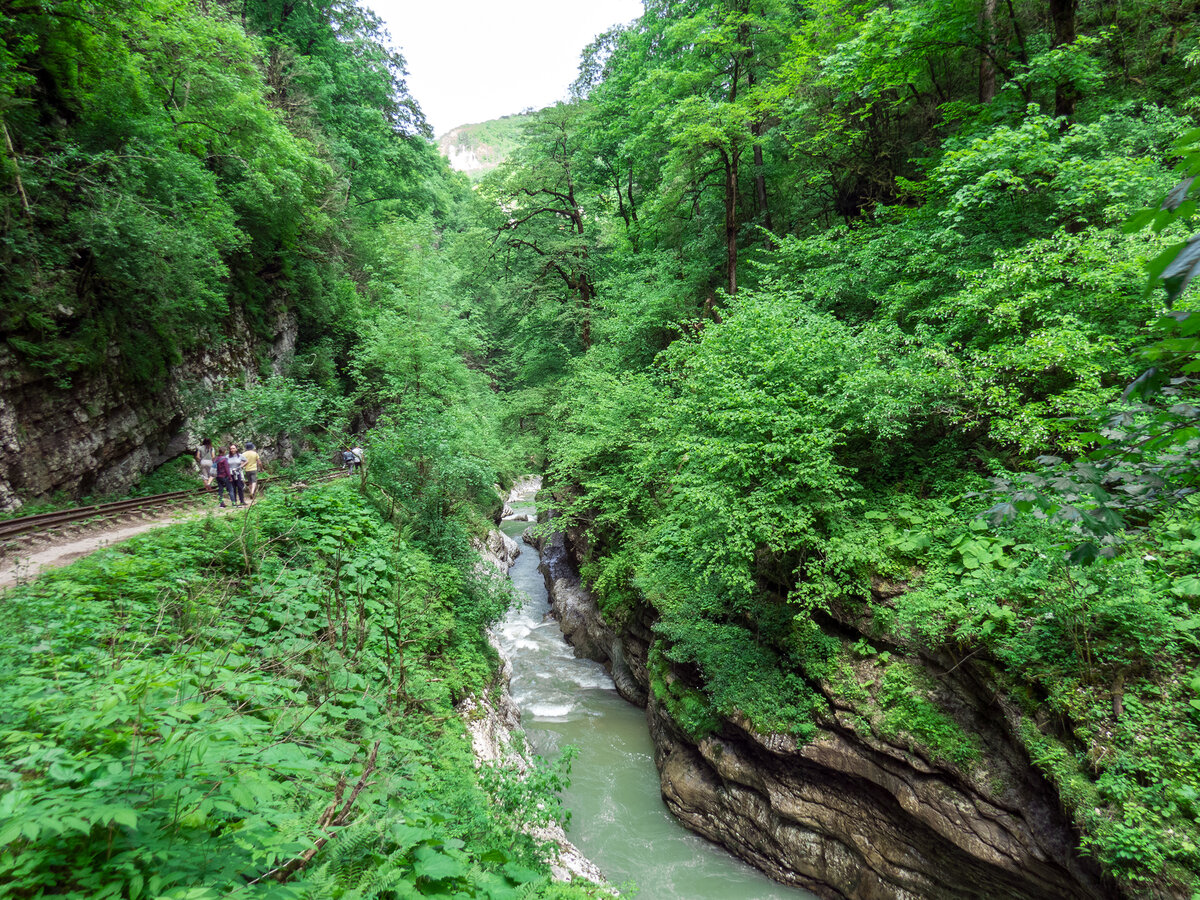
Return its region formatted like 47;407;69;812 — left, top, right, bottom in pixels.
438;113;532;177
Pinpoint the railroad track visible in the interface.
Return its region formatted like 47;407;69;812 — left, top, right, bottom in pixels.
0;468;349;545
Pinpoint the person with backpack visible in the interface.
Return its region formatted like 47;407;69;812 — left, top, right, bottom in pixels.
214;447;232;508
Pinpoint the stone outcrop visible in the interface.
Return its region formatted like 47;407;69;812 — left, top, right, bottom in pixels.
472;527;521;574
534;518;1118;900
0;303;297;510
458;653;607;887
536;522;647;707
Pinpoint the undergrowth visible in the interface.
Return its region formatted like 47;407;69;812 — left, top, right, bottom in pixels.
0;480;603;899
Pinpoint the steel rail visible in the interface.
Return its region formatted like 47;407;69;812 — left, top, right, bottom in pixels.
0;468;348;542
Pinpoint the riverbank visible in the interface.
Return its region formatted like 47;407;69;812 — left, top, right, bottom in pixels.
532;511;1117;900
0;479;608;898
466;485;607;887
496;482;815;899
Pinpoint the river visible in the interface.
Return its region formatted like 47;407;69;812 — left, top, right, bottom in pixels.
496;493;818;899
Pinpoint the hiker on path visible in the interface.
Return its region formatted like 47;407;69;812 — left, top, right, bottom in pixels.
227;444;247;506
242;441;263;501
196;438;214;488
214;448;233;508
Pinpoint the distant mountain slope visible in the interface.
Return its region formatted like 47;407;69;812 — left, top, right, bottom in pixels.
438;113;530;178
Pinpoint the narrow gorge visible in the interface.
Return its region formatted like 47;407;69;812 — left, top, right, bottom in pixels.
2;0;1197;896
487;482;814;899
533;515;1118;900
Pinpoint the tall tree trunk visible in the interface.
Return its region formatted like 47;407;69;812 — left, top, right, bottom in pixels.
725;34;743;298
752;142;771;231
578;273;592;348
627;161;638;222
568;167;592;347
978;0;998;102
746;67;772;232
724;147;738;297
1003;0;1028;65
1050;0;1079;117
611;165;629;228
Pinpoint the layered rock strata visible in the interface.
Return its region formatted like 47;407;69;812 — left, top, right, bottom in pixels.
0;303;297;510
535;518;1117;900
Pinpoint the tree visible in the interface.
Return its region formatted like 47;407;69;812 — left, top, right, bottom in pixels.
488;103;596;349
643;0;793;297
1049;0;1079;116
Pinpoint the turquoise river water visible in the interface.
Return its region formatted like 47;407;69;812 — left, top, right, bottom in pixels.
497;498;818;900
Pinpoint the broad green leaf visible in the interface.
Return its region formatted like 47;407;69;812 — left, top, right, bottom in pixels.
413;845;466;881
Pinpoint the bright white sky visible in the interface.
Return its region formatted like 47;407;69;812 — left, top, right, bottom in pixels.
368;0;644;137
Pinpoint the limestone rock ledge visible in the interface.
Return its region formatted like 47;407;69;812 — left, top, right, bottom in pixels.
471;527;521;575
534;519;1118;900
534;521;648;708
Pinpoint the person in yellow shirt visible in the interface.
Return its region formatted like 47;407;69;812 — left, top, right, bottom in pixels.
242;441;263;501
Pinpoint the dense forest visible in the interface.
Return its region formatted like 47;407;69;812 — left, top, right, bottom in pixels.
2;0;1200;897
482;0;1200;895
0;0;595;897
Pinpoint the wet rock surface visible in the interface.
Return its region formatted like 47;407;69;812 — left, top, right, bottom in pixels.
535;518;647;707
534;518;1117;900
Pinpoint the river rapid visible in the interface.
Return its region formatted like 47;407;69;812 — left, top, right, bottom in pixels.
495;491;818;899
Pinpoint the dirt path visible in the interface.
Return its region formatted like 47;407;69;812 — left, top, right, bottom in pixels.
0;502;248;590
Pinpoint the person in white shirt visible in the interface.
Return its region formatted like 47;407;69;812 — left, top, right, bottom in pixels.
226;444;247;506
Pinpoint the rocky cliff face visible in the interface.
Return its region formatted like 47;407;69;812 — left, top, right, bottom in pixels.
0;302;297;510
535;518;1119;900
436;115;528;179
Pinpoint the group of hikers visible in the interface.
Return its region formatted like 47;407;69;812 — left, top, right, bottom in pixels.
195;439;366;508
194;439;263;508
342;446;364;473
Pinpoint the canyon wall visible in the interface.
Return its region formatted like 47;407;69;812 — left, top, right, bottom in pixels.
0;302;297;510
535;520;1119;900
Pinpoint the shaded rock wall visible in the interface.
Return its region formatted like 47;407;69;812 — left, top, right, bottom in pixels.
535;518;1119;900
537;522;648;707
0;303;296;510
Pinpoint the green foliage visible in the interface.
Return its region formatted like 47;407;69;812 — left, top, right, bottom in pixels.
1;0;329;384
129;457;203;496
500;0;1200;893
875;663;980;770
986;127;1200;561
875;492;1200;889
477;747;578;836
186;374;349;448
0;482;589;898
652;617;829;740
364;403;506;563
0;0;465;418
8;0;1200;891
